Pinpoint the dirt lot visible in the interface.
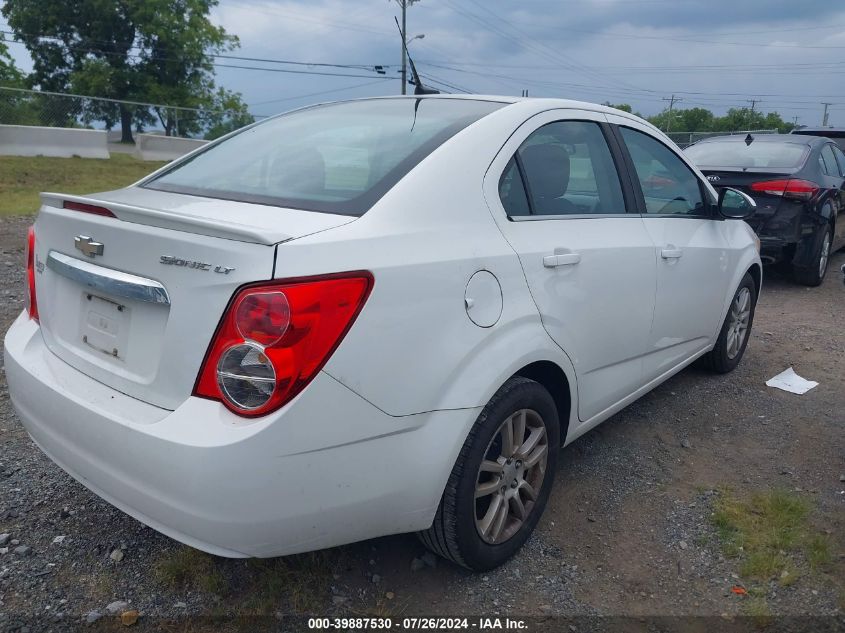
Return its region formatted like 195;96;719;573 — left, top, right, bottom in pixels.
0;214;843;631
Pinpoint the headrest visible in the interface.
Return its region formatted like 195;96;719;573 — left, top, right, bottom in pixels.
519;144;571;200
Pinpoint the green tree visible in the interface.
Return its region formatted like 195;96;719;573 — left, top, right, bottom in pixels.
604;102;633;113
1;0;241;142
0;34;24;86
0;33;39;124
200;87;255;140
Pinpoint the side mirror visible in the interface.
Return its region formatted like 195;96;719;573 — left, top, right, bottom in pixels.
718;187;756;220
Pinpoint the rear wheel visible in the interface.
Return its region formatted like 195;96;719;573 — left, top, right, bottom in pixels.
418;377;560;570
793;223;831;287
703;272;756;374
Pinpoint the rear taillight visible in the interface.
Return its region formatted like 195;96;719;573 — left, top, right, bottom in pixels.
24;226;38;322
194;272;374;417
750;179;819;200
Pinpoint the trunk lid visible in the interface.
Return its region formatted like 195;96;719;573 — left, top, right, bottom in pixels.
32;188;354;410
699;168;799;231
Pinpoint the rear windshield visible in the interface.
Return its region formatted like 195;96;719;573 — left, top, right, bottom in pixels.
685;140;807;169
143;98;504;216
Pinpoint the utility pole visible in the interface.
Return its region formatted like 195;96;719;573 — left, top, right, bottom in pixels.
396;0;421;95
745;99;760;129
662;94;682;132
822;102;833;127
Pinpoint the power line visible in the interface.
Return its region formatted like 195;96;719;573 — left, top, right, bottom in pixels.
441;0;654;97
0;31;395;81
248;80;390;107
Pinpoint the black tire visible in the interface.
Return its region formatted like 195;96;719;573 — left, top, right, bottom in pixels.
418;377;560;571
793;223;832;287
703;272;757;374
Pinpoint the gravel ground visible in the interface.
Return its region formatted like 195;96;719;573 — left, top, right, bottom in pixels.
0;214;843;631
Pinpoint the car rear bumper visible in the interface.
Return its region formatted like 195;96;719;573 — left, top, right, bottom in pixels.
4;312;479;557
758;236;792;264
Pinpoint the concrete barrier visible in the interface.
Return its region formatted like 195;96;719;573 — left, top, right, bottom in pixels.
0;124;109;159
134;133;209;162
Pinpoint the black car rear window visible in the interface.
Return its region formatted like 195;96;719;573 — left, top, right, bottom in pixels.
685;140;808;169
143;98;504;216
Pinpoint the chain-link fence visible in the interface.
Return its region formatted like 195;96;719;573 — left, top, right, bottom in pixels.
666;129;780;149
0;86;255;141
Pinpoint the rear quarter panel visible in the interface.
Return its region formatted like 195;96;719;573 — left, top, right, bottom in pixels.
272;103;580;428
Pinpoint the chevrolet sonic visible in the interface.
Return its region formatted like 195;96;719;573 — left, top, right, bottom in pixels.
4;96;762;570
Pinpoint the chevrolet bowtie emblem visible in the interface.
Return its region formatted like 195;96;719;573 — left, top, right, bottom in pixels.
74;235;104;258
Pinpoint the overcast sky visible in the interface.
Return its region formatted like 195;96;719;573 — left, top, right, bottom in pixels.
5;0;845;128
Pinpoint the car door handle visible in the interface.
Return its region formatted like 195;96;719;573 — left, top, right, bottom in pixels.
660;248;683;259
543;253;581;267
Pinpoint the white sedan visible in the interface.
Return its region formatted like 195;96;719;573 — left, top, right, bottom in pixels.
4;96;761;570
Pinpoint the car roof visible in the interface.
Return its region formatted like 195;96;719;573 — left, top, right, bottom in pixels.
330;93;661;131
360;93;627;112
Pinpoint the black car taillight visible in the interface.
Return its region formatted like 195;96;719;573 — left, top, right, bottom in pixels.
750;179;819;201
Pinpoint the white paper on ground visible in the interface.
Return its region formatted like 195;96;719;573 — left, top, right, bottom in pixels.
765;367;818;395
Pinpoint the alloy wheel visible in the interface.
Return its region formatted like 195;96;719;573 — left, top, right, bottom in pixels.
819;231;831;280
474;409;549;544
726;287;751;360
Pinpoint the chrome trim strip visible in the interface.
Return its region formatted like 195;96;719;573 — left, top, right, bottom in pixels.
46;251;171;306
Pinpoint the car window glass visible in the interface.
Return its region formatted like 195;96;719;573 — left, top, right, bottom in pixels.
498;157;531;217
509;120;625;216
621;127;705;215
832;145;845;177
820;145;839;177
145;98;504;216
686;140;807;169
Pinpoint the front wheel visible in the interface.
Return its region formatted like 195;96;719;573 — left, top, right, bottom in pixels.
703;272;757;374
418;377;560;571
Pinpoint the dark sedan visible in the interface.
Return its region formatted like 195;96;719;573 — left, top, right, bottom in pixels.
686;134;845;286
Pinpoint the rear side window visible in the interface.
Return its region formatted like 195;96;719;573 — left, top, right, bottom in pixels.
499;158;531;217
499;120;625;217
820;145;840;177
621;127;705;215
832;145;845;176
144;98;504;216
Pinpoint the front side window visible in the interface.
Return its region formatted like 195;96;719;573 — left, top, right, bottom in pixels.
499;120;625;217
621;127;706;215
144;98;504;216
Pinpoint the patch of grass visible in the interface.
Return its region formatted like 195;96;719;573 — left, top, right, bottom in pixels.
711;488;831;581
237;551;334;616
744;587;773;628
807;533;833;569
154;546;227;595
0;154;166;216
155;547;335;618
